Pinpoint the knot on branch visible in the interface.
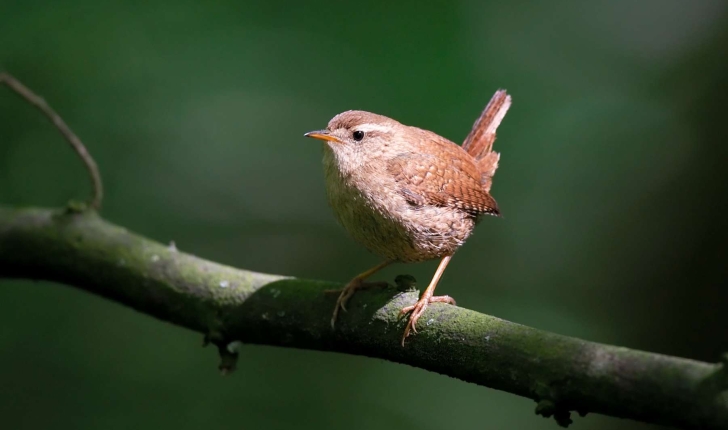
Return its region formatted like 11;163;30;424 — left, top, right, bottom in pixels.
394;274;418;292
203;330;241;376
535;400;577;428
533;381;588;428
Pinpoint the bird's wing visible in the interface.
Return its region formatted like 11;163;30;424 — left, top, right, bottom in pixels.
386;130;499;216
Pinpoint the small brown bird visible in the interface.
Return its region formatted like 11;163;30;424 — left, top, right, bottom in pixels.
305;90;511;345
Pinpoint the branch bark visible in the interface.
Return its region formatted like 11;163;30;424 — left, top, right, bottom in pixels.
0;206;726;429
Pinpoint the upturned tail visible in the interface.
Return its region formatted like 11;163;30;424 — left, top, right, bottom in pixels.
461;90;511;193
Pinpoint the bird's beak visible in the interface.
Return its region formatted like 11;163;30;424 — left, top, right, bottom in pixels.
304;130;341;144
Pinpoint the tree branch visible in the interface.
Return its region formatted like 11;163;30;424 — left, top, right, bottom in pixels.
0;206;726;429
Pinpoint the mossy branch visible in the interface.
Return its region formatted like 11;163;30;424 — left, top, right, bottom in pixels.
0;206;726;429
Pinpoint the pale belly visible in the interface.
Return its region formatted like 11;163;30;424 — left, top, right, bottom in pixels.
323;163;477;263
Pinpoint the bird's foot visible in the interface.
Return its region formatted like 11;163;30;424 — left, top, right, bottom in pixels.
400;294;456;346
326;279;390;328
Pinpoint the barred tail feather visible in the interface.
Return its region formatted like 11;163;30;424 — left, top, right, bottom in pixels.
462;90;511;193
462;89;511;161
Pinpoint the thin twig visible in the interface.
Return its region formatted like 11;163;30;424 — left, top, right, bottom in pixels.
0;73;103;210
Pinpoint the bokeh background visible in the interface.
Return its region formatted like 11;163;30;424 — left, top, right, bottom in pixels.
2;1;727;429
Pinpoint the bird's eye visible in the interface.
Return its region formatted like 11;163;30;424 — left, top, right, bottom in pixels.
352;130;364;141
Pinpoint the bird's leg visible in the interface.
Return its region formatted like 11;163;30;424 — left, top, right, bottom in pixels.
400;255;456;346
326;260;392;328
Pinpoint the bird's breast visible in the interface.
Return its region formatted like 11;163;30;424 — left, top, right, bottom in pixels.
321;149;476;262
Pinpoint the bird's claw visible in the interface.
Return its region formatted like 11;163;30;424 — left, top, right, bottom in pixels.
400;295;456;346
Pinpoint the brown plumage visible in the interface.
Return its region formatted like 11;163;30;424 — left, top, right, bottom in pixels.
387;129;500;216
304;90;512;345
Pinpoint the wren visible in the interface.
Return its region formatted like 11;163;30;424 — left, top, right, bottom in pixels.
305;90;511;345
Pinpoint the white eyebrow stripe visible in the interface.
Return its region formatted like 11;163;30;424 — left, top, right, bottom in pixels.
355;123;392;133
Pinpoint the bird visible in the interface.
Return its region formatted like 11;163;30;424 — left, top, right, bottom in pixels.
304;90;511;345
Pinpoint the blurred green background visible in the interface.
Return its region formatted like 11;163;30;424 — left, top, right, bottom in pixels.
2;1;727;429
